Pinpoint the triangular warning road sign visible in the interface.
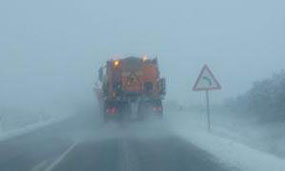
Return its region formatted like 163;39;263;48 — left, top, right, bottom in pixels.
193;65;221;91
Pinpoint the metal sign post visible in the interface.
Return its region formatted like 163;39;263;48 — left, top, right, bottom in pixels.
193;65;221;131
206;90;211;131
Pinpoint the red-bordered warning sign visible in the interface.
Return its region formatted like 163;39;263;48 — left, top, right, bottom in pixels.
193;65;221;91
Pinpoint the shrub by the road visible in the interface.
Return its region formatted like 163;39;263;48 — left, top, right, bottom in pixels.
226;71;285;122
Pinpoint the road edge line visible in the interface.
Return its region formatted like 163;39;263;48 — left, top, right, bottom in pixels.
45;142;78;171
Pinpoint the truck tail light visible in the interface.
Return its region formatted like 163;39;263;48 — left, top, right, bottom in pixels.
107;107;118;114
152;106;162;112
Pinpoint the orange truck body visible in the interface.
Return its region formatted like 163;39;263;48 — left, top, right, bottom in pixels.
106;57;163;99
96;56;165;121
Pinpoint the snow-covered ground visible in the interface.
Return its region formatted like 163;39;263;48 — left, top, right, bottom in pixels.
0;107;74;142
166;109;285;171
0;115;71;142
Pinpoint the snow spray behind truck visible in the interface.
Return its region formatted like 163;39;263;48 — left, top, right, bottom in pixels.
95;56;166;122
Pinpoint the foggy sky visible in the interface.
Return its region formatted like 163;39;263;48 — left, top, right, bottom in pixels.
1;0;285;108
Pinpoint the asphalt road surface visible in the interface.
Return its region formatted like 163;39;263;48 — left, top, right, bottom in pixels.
0;113;237;171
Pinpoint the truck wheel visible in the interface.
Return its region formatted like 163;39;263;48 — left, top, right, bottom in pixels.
153;100;163;119
103;114;109;123
158;111;163;119
138;102;148;120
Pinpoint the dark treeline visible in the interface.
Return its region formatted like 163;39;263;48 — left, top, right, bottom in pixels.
226;71;285;122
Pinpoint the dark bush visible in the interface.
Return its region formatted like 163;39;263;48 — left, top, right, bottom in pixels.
226;71;285;122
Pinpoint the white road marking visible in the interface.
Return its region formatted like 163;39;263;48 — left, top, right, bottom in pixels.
45;142;78;171
118;140;139;171
31;160;49;171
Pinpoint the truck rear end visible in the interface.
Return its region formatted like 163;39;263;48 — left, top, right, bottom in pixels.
96;56;166;122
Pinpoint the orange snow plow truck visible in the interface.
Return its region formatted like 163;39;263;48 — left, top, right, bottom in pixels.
95;56;166;122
